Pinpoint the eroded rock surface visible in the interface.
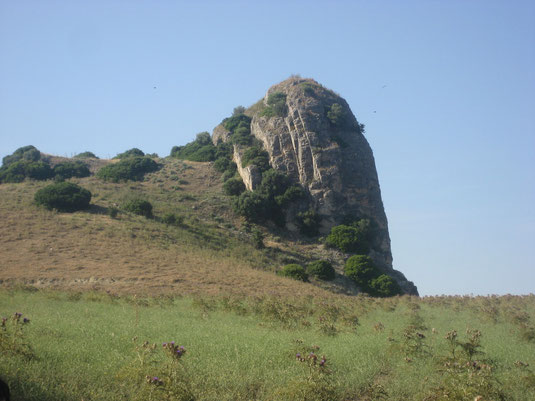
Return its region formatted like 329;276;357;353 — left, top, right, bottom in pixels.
213;77;417;294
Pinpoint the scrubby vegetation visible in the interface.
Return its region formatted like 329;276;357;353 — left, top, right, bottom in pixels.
34;182;92;212
278;263;308;281
96;157;159;182
325;219;372;253
170;132;216;162
52;161;91;179
114;148;145;159
326;103;346;126
233;169;305;226
307;260;335;281
344;255;401;297
0;160;53;183
122;199;153;218
0;146;93;183
296;209;321;237
259;92;287;118
74;151;98;159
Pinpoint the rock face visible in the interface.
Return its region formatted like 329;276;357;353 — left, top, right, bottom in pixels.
213;77;417;294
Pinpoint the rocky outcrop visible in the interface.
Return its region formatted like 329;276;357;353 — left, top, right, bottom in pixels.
213;77;417;294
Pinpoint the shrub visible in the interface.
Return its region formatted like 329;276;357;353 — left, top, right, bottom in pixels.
213;157;231;173
34;182;91;212
53;161;90;179
307;260;335;281
162;213;184;226
74;151;98;159
2;145;41;167
223;177;245;196
114;148;145;159
222;114;251;132
0;160;54;183
221;170;235;182
344;255;379;288
252;229;264;249
260;92;287;118
296;209;321;236
96;157;159;182
108;207;119;218
170;132;216;162
368;274;402;297
232;105;246;116
241;146;270;172
234;191;267;222
326;103;345;126
123;199;153;218
325;224;369;253
279;264;308;281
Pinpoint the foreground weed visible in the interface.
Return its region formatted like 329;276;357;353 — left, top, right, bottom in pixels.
0;312;34;360
273;341;336;401
426;329;506;401
119;337;195;401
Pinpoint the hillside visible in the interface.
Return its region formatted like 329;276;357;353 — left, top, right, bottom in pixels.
0;156;360;297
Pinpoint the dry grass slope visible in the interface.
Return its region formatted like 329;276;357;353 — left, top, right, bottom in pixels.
0;158;340;298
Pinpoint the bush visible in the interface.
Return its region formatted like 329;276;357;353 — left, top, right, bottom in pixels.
344;255;379;288
213;157;231;173
252;229;264;249
368;274;402;297
232;105;246;116
74;151;98;159
0;160;54;183
223;114;251;132
296;209;321;236
279;264;308;281
223;177;246;196
2;145;41;167
234;191;267;222
161;212;184;226
53;161;90;179
34;182;91;212
325;224;369;253
241;146;270;172
108;207;119;218
326;103;345;126
260;92;287;118
221;170;235;182
114;148;145;159
170;132;216;162
96;157;159;182
122;199;153;218
307;260;335;281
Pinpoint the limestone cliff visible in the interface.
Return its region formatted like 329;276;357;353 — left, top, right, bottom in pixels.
213;77;417;294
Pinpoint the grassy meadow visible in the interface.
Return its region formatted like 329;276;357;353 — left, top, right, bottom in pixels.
1;288;534;401
1;156;534;400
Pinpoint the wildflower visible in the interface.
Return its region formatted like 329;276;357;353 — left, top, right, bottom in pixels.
23;318;30;324
162;343;167;347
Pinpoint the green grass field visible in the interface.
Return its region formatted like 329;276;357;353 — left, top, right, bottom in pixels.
1;288;534;400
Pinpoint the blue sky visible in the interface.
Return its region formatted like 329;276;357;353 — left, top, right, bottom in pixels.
1;0;534;296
